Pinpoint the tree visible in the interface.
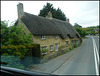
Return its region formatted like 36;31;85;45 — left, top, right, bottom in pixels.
84;25;99;35
1;21;33;57
74;23;87;37
55;8;66;21
90;30;95;35
38;2;67;21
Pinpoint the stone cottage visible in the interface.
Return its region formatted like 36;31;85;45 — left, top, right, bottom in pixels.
15;3;81;60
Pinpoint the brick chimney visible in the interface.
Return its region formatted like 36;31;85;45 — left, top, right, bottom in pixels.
17;3;24;20
67;18;69;23
46;11;52;19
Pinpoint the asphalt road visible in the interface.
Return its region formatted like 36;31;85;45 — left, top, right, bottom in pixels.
52;36;99;75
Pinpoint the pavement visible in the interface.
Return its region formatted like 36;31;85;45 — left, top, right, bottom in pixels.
52;36;99;75
27;38;86;74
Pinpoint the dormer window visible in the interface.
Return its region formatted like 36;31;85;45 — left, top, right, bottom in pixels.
41;35;46;40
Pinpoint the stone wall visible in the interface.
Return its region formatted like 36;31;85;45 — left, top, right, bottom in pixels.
33;35;81;59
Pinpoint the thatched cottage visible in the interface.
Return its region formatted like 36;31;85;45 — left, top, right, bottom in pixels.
15;3;81;60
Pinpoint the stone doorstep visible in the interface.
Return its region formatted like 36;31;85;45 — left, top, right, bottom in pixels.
28;38;86;73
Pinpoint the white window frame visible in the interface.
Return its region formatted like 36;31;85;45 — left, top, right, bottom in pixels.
50;45;53;51
41;46;47;55
55;44;58;51
66;41;68;46
41;35;46;40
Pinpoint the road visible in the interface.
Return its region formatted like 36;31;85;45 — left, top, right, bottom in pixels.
52;36;99;75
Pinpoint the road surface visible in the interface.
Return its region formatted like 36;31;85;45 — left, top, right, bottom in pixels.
52;36;99;75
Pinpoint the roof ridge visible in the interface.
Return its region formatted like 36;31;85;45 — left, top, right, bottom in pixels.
24;12;67;23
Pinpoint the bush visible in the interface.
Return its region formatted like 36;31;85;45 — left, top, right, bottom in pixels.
42;49;48;56
63;50;68;54
1;21;33;58
42;49;48;53
1;55;25;70
69;48;72;51
78;43;81;46
74;44;78;48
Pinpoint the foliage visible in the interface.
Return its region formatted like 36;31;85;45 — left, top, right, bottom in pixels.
82;25;99;35
42;49;48;53
74;23;87;37
75;27;87;37
87;25;99;29
38;2;67;21
78;42;81;46
69;47;73;50
73;44;78;48
74;23;99;36
1;55;25;70
74;23;82;28
1;21;33;58
90;30;95;35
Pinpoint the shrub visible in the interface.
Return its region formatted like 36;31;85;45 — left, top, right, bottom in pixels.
42;49;48;53
74;44;78;48
1;55;25;70
41;49;48;56
69;48;72;51
63;50;68;54
78;43;81;46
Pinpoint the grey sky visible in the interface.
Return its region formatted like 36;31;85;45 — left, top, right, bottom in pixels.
1;1;99;27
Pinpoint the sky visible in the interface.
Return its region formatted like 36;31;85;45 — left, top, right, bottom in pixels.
1;1;99;28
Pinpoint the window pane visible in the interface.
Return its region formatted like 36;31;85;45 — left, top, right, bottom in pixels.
66;41;68;46
50;45;53;51
41;46;47;55
55;44;58;51
72;40;74;45
41;35;46;39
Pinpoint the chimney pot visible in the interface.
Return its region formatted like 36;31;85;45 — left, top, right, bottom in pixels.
46;11;52;19
67;18;69;23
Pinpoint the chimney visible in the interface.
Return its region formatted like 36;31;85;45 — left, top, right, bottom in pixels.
46;11;52;19
17;3;24;19
67;18;69;23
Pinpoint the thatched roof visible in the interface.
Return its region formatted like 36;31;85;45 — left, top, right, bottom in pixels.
16;12;80;39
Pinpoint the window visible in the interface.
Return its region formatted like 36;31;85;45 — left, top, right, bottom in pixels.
41;46;47;55
72;40;74;45
66;41;68;46
41;35;46;39
55;44;58;51
75;40;78;44
50;45;53;51
41;46;47;51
